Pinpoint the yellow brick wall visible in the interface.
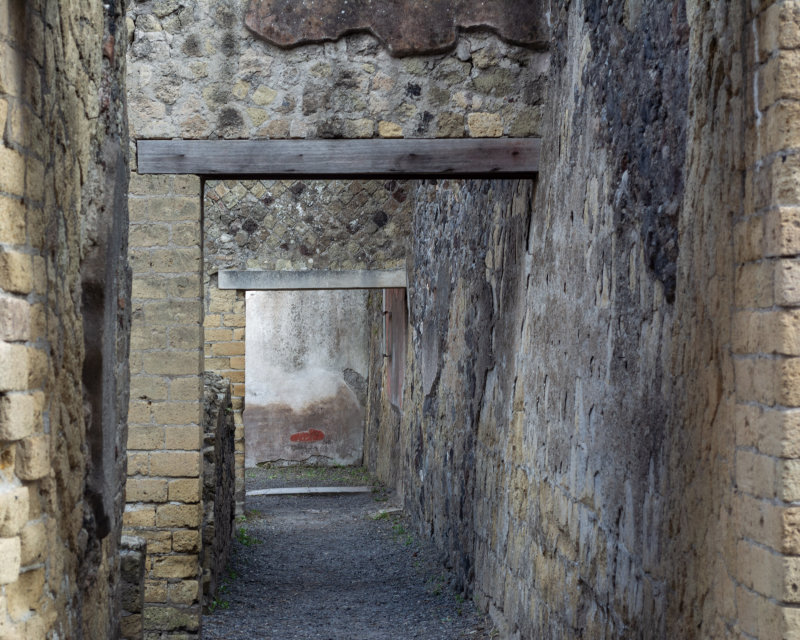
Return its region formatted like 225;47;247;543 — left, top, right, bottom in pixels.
730;2;800;636
0;2;129;638
126;173;204;635
203;282;246;513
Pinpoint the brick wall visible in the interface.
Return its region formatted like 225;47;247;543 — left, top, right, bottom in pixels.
0;1;130;637
731;2;800;635
126;173;205;638
203;284;246;513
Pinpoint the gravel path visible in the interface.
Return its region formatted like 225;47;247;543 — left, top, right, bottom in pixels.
202;466;496;640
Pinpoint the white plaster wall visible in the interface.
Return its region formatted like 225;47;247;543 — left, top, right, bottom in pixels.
244;290;369;466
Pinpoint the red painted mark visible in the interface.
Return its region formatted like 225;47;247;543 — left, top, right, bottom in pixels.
290;429;325;443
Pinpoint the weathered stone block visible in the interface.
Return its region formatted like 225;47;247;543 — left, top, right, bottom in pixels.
203;357;231;371
129;197;200;224
0;196;27;245
129;223;171;248
138;530;172;554
759;1;800;60
168;478;201;504
142;605;200;631
0;296;30;342
144;580;167;604
210;342;244;357
153;403;200;427
128;401;154;425
780;459;800;501
120;613;142;639
764;101;800;156
130;376;169;402
735;261;775;308
0;537;21;583
467;112;503;137
736;539;800;602
156;504;202;529
149;452;200;478
736;404;800;458
0;393;41;442
19;520;46;566
172;529;201;553
164;425;202;450
759;50;800;110
127;453;151;477
143;352;201;376
167;580;199;605
0;487;28;537
129;174;174;197
151;555;200;580
222;314;246;328
0;343;29;391
15;435;49;480
6;567;44;620
169;377;202;403
0;251;32;295
204;328;233;342
128;426;165;451
776;259;800;306
142;300;201;326
124;505;157;528
127;478;169;503
0;147;24;196
781;358;800;406
378;121;403;138
766;206;800;257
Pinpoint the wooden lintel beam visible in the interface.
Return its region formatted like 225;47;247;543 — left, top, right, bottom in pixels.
218;269;408;290
137;138;540;177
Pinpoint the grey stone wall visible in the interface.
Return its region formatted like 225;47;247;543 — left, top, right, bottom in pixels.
204;179;413;274
202;372;235;608
365;1;755;637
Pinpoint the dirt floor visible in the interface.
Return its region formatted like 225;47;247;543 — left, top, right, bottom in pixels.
202;465;497;639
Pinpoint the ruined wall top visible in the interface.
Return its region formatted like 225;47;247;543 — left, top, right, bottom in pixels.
245;0;549;56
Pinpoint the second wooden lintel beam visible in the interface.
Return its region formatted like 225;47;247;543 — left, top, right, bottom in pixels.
137;138;540;177
218;269;407;290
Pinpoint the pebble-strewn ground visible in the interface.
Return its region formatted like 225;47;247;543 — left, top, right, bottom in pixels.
202;466;496;639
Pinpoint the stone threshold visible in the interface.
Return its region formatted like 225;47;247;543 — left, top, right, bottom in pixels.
246;486;372;496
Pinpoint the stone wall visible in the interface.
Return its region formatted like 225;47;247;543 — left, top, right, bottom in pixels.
120;536;147;640
734;1;800;635
204;179;412;273
126;3;547;141
126;173;204;638
125;0;800;637
201;373;235;609
364;1;800;638
0;1;131;638
203;176;413;502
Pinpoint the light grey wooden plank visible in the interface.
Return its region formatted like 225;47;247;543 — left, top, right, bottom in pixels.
246;486;372;496
137;138;540;176
218;269;407;290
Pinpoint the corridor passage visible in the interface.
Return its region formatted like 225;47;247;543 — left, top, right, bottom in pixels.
202;467;494;639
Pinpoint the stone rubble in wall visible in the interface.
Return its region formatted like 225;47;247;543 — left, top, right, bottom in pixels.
204;179;413;273
126;2;548;140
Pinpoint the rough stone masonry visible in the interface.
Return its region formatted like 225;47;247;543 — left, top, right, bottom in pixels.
3;0;800;639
